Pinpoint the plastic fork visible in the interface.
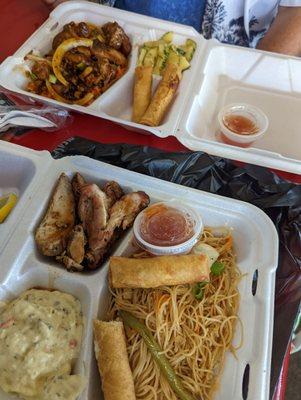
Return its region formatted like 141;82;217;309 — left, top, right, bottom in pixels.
0;110;56;132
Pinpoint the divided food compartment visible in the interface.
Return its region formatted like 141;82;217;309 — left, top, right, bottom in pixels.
0;0;205;138
176;43;301;173
0;141;52;254
1;1;301;173
0;142;278;400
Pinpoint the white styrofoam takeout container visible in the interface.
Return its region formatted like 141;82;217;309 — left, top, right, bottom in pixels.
0;141;52;254
0;1;301;173
0;141;278;400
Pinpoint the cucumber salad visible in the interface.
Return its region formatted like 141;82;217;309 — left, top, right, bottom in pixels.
137;31;197;75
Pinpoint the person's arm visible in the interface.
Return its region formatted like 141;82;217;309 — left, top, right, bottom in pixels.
257;6;301;56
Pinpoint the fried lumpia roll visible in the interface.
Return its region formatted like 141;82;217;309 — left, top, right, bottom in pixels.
109;254;210;289
132;66;153;123
93;320;136;400
139;63;180;127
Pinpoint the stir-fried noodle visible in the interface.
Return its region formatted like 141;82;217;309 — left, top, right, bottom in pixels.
108;228;242;400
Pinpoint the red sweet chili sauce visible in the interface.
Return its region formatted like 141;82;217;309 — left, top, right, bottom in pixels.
223;114;259;135
139;204;195;246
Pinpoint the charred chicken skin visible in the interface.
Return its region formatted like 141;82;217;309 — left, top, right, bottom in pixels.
103;181;124;209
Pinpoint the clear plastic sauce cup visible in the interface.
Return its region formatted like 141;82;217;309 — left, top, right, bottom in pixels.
217;103;269;147
133;202;203;256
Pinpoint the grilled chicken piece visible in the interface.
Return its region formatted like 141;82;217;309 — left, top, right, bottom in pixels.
31;61;50;80
102;22;132;56
78;183;109;250
52;22;79;50
87;191;150;268
56;254;84;272
64;51;90;65
72;172;86;202
103;181;124;209
66;224;86;264
52;22;103;50
35;173;75;256
77;22;90;38
56;225;86;272
98;58;117;86
92;40;127;67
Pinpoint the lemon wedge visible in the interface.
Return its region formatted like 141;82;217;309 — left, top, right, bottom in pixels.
0;193;18;223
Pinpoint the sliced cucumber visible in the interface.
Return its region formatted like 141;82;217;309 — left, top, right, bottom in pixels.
168;44;185;57
158;43;166;57
167;50;180;66
137;47;147;67
143;47;158;67
186;38;197;48
179;55;190;71
185;39;197;61
161;31;173;43
137;32;195;73
185;46;195;62
153;57;163;75
143;39;165;48
153;44;169;75
175;46;186;56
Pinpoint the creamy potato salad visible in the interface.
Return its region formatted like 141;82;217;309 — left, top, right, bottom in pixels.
0;289;85;399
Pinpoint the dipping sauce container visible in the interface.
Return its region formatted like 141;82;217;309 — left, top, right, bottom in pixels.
218;103;269;147
133;202;203;256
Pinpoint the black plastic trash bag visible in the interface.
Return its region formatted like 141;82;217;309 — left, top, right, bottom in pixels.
53;136;301;399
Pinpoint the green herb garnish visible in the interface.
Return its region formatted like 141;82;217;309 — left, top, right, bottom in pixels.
192;281;208;300
211;261;225;276
49;74;57;84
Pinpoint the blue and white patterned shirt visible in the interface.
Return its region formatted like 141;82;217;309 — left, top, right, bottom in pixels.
98;0;301;47
202;0;301;47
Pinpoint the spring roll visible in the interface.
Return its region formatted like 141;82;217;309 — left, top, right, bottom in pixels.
139;63;181;127
109;254;210;289
132;66;153;123
93;320;136;400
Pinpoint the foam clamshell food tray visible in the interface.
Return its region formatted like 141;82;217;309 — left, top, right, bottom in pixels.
1;1;301;174
0;141;278;400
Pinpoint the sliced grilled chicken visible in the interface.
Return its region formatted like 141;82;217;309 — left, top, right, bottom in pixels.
56;254;84;272
87;191;150;269
71;172;86;202
103;181;124;209
78;183;109;250
66;224;86;264
35;173;75;256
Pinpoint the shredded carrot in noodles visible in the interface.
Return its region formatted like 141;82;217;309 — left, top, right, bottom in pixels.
108;228;243;400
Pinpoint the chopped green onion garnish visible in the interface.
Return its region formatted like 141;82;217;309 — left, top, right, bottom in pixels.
30;72;37;80
211;261;225;276
192;281;209;300
49;74;57;84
